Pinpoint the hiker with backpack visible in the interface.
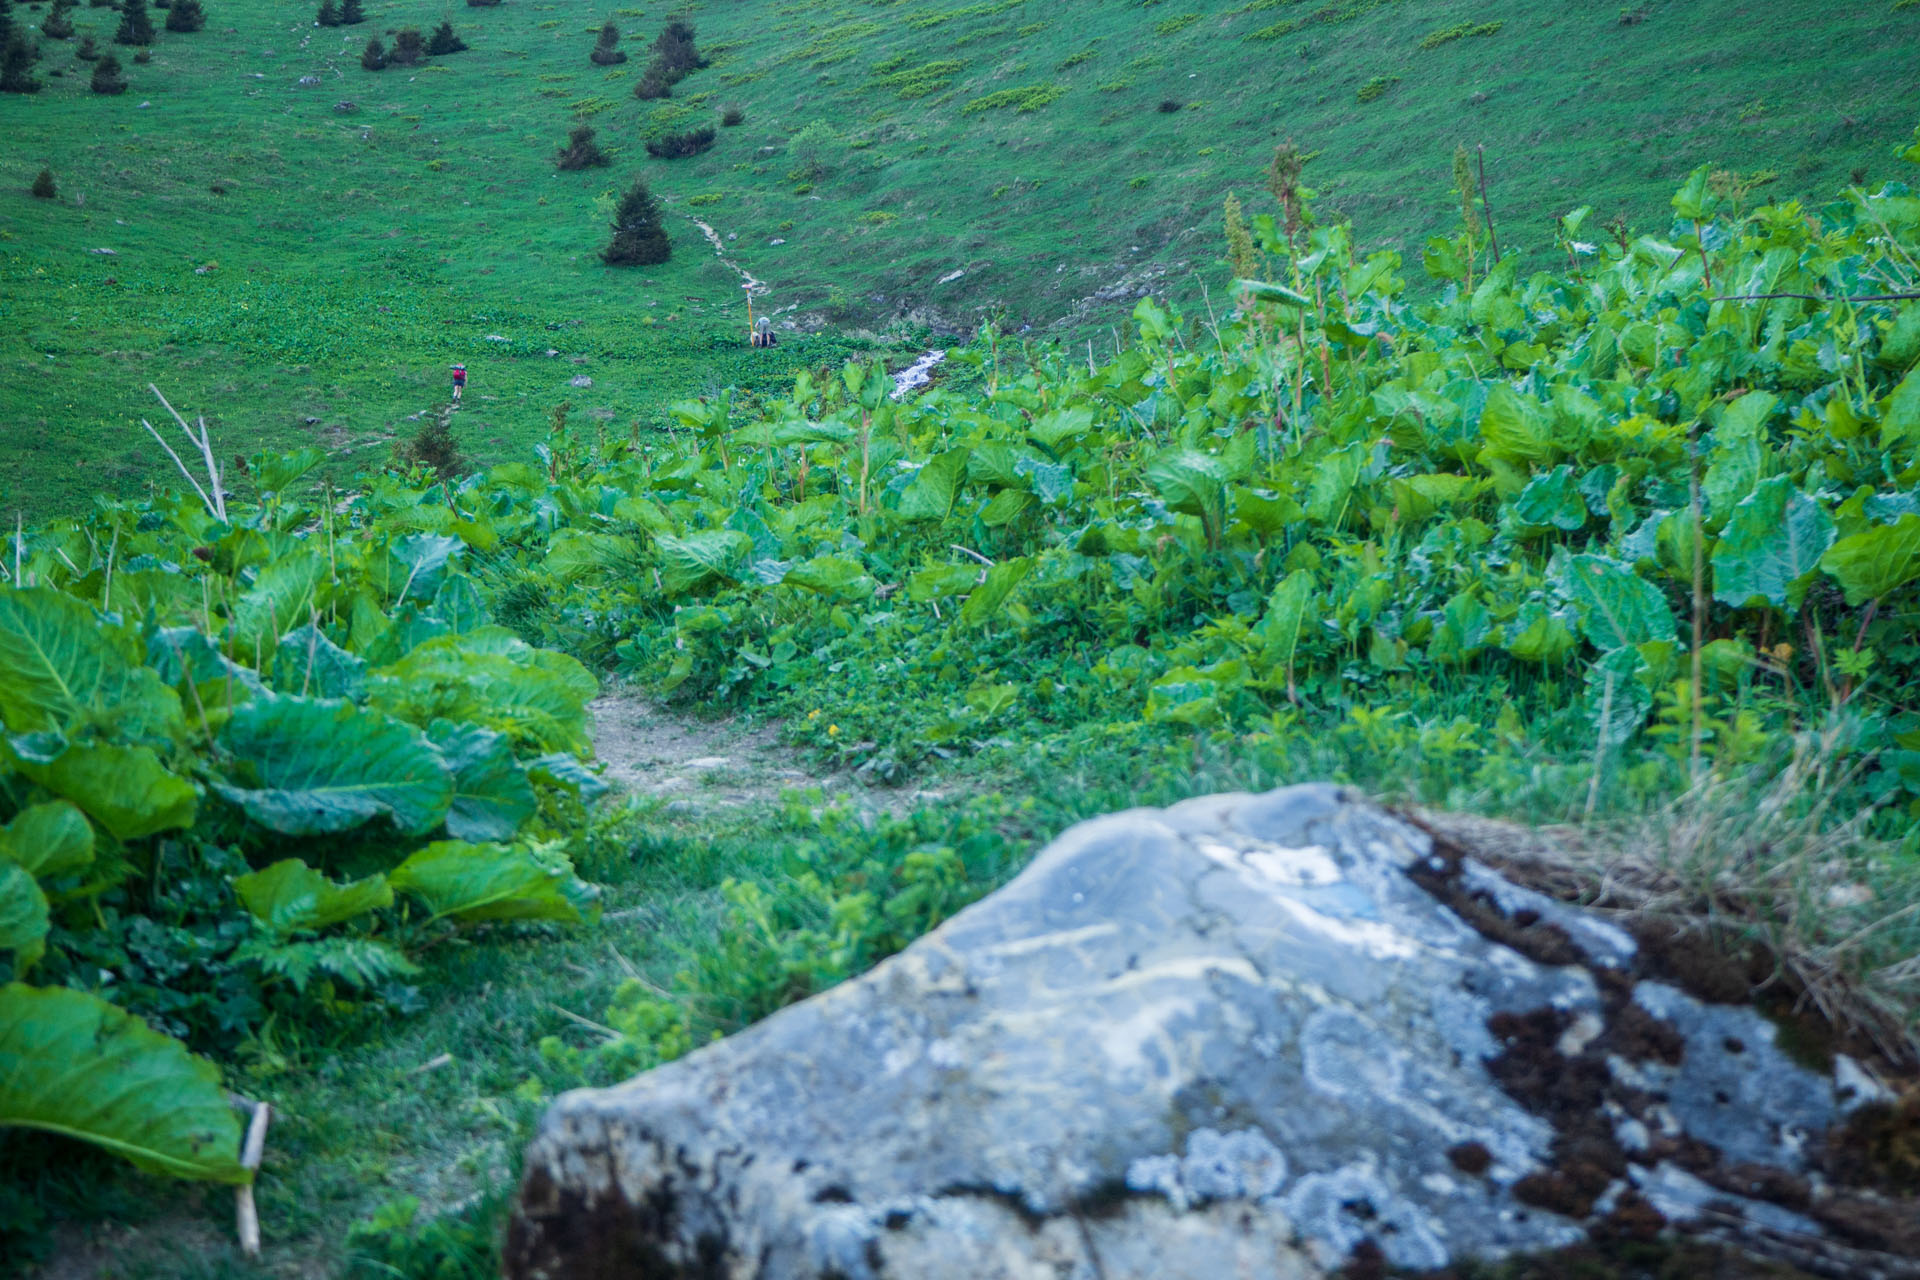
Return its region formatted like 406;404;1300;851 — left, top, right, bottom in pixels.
451;363;467;404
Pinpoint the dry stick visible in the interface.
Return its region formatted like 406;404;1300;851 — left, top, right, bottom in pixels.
139;416;220;520
1475;144;1502;265
1586;669;1615;824
149;385;226;522
1688;437;1707;782
235;1100;272;1257
1711;291;1920;303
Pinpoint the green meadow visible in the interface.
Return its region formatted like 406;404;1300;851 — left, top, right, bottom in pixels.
3;0;1917;516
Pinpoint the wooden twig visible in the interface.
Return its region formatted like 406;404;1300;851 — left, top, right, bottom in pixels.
1711;291;1920;303
1475;144;1501;265
148;385;227;521
948;544;994;567
139;417;219;520
406;1052;454;1076
235;1099;271;1257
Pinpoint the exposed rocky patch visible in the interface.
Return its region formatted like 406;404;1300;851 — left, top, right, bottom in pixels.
506;785;1918;1280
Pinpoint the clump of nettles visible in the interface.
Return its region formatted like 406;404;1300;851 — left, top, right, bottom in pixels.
556;124;610;170
589;21;625;65
602;178;671;266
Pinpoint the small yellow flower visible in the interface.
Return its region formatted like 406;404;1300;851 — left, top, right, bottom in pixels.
807;709;820;721
1771;643;1793;661
827;724;839;736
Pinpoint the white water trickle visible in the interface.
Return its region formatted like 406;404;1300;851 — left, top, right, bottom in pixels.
890;350;947;400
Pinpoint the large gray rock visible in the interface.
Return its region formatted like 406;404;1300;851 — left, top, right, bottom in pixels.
507;785;1916;1279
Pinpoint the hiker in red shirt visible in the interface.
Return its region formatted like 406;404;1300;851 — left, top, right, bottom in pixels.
451;363;467;405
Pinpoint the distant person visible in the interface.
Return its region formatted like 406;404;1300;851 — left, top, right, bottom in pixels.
752;316;777;348
451;363;467;404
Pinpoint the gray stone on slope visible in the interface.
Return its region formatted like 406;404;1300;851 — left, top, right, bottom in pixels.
506;785;1876;1280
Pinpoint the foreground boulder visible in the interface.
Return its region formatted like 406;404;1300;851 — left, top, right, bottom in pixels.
507;785;1917;1279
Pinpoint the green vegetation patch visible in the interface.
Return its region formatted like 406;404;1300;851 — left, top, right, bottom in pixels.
1419;19;1504;49
961;82;1068;114
868;58;966;99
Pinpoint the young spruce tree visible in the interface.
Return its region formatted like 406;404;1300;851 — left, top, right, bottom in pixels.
424;20;465;55
602;178;670;266
556;123;609;170
589;21;624;65
91;51;127;92
113;0;154;45
0;32;40;93
337;0;364;24
165;0;204;33
42;0;74;38
315;0;339;26
359;35;384;68
32;168;56;198
387;26;424;64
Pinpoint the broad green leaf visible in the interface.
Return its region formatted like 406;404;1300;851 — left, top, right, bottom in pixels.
544;530;641;585
1231;487;1305;534
1510;465;1588;533
228;551;327;665
526;753;609;802
1586;647;1651;751
1388;473;1481;523
0;802;94;879
1477;384;1556;465
907;563;979;602
895;448;970;522
1502;603;1576;665
1145;450;1228;539
0;590;182;740
0;865;48;969
782;556;877;602
270;624;368;701
979;488;1036;527
250;446;327;494
959;557;1033;626
1256;570;1316;671
1558;555;1676;652
1304;444;1366;526
233;859;393;937
0;983;249;1184
213;695;452;836
388;841;599;924
613;494;677;533
1231;278;1312;308
1711;477;1835;610
1030;406;1096;449
1880;366;1920;454
1820;514;1920;606
372;632;595;755
380;533;464;603
430;576;489;634
1428;591;1491;665
12;743;197;841
656;530;754;596
429;721;538;842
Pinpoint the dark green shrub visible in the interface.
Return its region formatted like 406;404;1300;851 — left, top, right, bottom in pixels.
1157;98;1181;113
602;178;671;265
466;0;503;7
424;20;465;55
555;123;609;170
396;414;464;480
337;0;363;22
41;0;73;38
650;19;701;78
164;0;202;33
387;26;424;64
111;0;152;45
589;20;623;65
359;35;383;68
633;68;669;98
0;32;41;92
31;167;55;198
90;51;126;92
316;0;338;26
131;45;149;60
74;32;97;57
644;125;714;159
720;104;743;126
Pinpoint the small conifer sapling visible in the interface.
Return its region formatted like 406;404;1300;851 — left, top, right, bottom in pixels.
556;123;609;170
359;34;383;69
589;20;624;65
165;0;204;33
31;167;56;198
112;0;153;45
42;0;73;38
424;20;465;55
75;33;98;58
315;0;338;26
337;0;364;24
0;32;41;93
602;178;671;266
387;26;424;64
91;51;127;92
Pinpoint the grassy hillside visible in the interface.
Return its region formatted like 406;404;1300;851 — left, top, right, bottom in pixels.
2;0;1918;517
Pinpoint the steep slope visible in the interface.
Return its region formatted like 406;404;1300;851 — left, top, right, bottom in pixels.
1;0;1915;515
